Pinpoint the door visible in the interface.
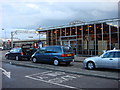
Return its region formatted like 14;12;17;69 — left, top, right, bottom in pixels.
98;52;118;69
9;48;21;59
70;40;77;55
35;49;46;62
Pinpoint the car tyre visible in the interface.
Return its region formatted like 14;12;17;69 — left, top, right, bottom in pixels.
87;62;95;70
32;57;37;63
53;59;59;66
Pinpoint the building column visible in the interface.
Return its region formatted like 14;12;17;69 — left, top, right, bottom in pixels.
94;24;97;55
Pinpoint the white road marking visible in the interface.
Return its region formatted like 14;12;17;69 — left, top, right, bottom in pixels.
25;71;81;89
25;75;77;89
26;71;52;77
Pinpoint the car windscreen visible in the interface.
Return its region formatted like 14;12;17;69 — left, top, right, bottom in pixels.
10;48;21;53
63;47;73;53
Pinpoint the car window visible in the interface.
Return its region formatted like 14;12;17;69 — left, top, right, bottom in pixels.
46;47;54;53
114;52;120;58
10;48;21;53
38;47;46;53
102;52;115;58
53;47;62;53
10;49;14;52
63;46;73;53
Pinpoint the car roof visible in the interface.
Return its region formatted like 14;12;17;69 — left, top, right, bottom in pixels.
106;50;120;52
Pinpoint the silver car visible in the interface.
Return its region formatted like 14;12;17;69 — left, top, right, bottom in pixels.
83;50;120;70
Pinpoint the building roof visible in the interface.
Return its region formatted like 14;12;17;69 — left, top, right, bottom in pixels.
37;18;120;32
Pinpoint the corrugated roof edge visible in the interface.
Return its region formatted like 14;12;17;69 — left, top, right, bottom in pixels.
37;18;120;32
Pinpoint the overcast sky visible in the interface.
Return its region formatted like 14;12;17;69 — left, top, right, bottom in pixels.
0;0;119;39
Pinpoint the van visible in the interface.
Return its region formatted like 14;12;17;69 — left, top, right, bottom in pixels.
31;46;74;65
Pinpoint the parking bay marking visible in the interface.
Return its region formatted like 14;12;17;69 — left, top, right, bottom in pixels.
25;71;81;88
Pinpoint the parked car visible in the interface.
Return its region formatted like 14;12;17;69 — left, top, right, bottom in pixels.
5;45;37;61
83;50;120;70
31;46;74;65
0;46;3;50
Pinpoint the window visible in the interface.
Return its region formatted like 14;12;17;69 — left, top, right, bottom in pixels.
53;47;62;53
63;47;73;53
114;52;120;58
46;47;54;53
103;52;115;58
10;49;14;52
10;48;21;53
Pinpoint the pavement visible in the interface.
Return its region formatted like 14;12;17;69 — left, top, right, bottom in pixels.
1;50;120;80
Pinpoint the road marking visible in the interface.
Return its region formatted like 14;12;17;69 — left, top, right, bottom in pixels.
25;75;77;89
0;67;11;78
26;71;52;77
25;71;81;89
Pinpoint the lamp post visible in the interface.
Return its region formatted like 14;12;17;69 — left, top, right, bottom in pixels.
11;32;14;48
36;27;43;48
2;28;7;49
11;31;17;48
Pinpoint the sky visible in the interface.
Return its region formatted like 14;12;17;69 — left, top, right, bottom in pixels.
0;0;119;40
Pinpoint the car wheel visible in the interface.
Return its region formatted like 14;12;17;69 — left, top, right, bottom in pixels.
16;56;19;61
87;62;95;70
5;55;9;59
53;59;59;66
32;57;37;63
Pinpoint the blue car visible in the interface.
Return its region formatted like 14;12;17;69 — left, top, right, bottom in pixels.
31;46;74;65
5;46;37;61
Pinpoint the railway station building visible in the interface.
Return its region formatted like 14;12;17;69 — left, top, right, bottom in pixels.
37;18;120;56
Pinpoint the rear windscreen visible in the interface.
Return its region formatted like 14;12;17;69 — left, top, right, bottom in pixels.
63;47;73;53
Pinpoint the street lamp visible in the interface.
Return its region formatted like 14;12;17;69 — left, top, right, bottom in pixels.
36;27;43;48
11;31;17;48
36;31;40;40
11;32;14;48
36;27;42;41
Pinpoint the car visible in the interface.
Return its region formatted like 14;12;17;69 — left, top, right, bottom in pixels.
5;45;37;61
83;50;120;70
31;46;74;65
0;46;3;50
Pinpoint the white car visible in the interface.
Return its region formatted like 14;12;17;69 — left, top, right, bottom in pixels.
0;46;3;50
83;50;120;70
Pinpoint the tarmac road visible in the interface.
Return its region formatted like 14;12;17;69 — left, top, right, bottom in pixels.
1;50;120;89
2;62;119;89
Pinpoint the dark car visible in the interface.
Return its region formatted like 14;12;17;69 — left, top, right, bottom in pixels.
5;45;37;61
31;46;74;65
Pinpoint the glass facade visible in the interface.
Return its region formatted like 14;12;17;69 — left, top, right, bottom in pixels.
40;18;120;56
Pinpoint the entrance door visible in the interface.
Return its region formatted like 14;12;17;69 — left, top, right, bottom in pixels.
70;40;77;55
61;40;77;55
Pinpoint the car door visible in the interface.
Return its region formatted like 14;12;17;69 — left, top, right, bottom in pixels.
8;48;15;59
9;48;21;59
100;52;118;69
35;48;47;62
44;47;53;62
114;51;120;69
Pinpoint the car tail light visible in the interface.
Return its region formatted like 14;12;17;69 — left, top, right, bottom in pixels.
21;52;24;55
61;54;74;57
61;54;67;57
71;54;74;56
